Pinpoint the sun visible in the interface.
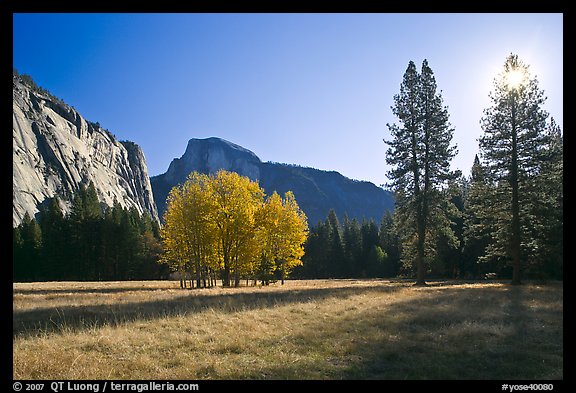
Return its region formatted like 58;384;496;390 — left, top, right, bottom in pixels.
505;68;526;90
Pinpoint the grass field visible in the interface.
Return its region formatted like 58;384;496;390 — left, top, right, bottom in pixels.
13;279;563;380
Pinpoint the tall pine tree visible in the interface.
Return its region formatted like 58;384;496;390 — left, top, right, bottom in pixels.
385;59;459;285
478;53;559;284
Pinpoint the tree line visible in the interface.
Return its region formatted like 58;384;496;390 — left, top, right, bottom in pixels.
13;182;167;282
294;210;400;279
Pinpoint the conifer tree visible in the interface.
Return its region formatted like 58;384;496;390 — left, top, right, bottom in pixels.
13;213;42;281
385;59;459;285
342;216;362;277
478;53;559;284
462;155;494;277
38;197;65;279
531;118;563;278
300;220;332;278
379;210;401;277
360;220;380;277
326;209;345;277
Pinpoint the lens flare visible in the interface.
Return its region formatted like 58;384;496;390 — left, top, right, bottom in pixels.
506;68;525;90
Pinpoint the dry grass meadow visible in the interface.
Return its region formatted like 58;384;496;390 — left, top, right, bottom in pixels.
13;279;563;380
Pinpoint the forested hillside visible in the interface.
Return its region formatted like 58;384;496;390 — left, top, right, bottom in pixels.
13;183;166;282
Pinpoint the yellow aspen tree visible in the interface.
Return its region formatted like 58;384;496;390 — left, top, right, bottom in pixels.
255;192;284;284
256;191;308;284
161;172;218;288
161;170;307;288
210;170;265;287
277;191;308;284
160;185;192;288
181;172;218;288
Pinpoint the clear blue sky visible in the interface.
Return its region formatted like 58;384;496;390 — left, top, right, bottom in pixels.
13;13;563;186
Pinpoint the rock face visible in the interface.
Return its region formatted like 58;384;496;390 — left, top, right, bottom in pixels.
13;74;159;226
151;137;394;225
162;137;262;185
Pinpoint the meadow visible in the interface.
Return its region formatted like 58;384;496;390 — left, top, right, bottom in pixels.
13;279;563;380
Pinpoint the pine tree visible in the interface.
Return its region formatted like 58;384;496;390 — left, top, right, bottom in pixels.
68;182;102;279
15;213;43;281
478;53;556;284
300;220;332;278
342;216;362;277
385;59;459;285
13;224;25;280
38;197;66;279
520;117;563;279
326;209;345;278
379;210;401;277
462;155;494;278
366;244;388;277
360;219;380;277
535;118;563;278
433;178;465;278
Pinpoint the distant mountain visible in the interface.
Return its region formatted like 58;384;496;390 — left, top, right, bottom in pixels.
151;137;394;225
12;72;159;226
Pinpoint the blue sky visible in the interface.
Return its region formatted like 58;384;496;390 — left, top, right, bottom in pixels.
13;13;563;186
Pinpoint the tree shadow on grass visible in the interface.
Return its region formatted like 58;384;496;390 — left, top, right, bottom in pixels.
13;282;404;339
13;286;170;296
14;281;562;380
251;283;563;380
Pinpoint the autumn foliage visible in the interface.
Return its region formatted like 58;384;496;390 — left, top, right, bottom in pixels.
160;170;308;287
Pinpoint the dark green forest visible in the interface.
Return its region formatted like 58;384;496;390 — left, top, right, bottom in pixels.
295;163;562;281
13;182;168;281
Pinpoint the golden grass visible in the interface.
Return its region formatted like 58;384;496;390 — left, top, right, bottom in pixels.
13;279;563;380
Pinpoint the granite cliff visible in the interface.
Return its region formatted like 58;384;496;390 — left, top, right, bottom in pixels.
12;73;158;226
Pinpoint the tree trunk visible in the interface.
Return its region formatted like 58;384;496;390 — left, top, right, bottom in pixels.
222;268;230;287
195;259;201;289
222;254;231;287
510;94;522;285
233;263;239;287
414;223;427;286
414;193;428;286
180;271;187;289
